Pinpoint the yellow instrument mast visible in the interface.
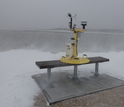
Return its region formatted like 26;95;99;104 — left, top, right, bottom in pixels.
60;13;90;64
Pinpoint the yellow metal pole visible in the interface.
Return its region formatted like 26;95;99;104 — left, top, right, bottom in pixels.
72;29;85;58
73;31;78;58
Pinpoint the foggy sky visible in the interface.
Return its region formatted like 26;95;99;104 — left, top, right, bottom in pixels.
0;0;124;30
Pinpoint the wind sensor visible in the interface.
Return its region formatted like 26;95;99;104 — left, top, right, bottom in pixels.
60;13;90;64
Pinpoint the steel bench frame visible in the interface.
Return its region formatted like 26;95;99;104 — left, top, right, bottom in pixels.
35;57;109;88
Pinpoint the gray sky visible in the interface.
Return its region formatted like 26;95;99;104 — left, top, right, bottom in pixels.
0;0;124;30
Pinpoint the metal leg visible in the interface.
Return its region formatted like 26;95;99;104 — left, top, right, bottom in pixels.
47;68;54;88
94;63;100;76
73;65;81;82
74;65;77;78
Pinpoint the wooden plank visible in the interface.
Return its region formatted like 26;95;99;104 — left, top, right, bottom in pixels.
35;56;109;69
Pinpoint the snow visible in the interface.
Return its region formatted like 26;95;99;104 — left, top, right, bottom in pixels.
0;49;124;107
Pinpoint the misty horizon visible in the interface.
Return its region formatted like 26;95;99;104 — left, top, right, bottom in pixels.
0;0;124;30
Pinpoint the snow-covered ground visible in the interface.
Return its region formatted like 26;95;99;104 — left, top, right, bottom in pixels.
0;49;124;107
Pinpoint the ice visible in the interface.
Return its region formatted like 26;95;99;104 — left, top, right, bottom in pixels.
0;49;124;107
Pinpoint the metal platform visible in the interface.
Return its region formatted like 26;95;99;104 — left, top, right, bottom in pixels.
32;72;124;104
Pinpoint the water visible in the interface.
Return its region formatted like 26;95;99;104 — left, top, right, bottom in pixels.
0;30;124;53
